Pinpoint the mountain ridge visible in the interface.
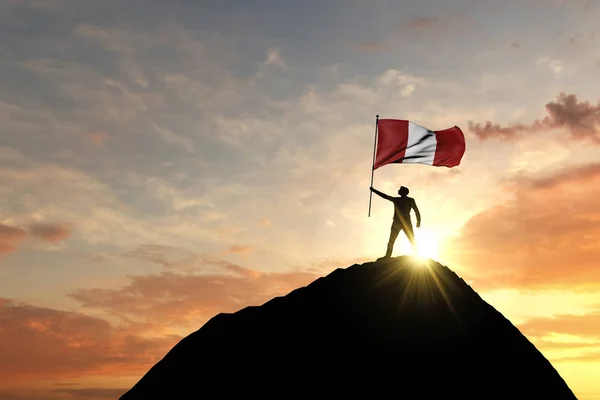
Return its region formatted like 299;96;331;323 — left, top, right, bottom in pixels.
120;256;577;399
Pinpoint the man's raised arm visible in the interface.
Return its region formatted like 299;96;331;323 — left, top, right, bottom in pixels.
370;187;393;201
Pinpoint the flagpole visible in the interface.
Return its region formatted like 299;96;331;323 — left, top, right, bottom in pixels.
368;114;379;217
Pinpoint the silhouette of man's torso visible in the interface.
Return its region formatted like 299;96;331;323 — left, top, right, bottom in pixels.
391;196;413;227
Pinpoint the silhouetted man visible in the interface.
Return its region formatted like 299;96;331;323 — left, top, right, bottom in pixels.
370;186;421;258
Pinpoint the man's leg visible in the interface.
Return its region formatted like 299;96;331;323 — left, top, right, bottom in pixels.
403;223;417;255
385;225;400;257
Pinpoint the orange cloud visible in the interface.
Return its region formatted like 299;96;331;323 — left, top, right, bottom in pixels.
0;298;179;384
259;218;271;227
445;162;600;290
0;222;72;255
68;260;318;327
0;386;130;400
228;245;252;254
408;17;439;29
354;41;388;52
519;311;600;338
29;223;71;243
0;249;384;396
400;13;469;37
88;132;108;146
468;93;600;143
0;224;27;255
0;224;27;242
517;311;600;362
52;388;128;399
121;244;200;271
0;242;17;254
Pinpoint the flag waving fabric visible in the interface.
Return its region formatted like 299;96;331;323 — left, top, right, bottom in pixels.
374;119;466;170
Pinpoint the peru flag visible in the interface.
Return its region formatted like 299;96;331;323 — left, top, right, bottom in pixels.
374;119;466;170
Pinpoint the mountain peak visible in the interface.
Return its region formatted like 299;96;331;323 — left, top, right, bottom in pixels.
120;256;576;399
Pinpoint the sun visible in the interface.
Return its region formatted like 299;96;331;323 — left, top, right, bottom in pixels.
364;222;442;260
397;228;440;260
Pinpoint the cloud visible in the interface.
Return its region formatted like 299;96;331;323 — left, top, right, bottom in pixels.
516;310;600;362
0;224;27;255
120;244;202;271
408;17;440;29
536;57;573;77
68;256;318;327
353;41;388;52
63;246;366;349
400;13;470;37
88;132;108;146
143;176;213;212
445;161;600;290
263;48;285;67
228;245;253;254
468;93;600;143
28;223;71;243
150;123;195;154
566;29;600;46
0;242;18;255
259;219;271;227
519;310;600;338
0;148;233;252
0;224;27;242
552;350;600;362
0;297;179;383
0;12;487;266
53;388;128;399
0;222;71;254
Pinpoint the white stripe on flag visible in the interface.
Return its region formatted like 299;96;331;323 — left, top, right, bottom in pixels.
405;121;437;165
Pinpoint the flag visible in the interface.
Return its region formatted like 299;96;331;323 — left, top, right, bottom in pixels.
373;119;466;170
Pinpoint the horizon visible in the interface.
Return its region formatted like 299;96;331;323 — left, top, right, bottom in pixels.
1;0;600;399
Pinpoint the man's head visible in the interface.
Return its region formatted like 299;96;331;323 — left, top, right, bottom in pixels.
398;186;409;196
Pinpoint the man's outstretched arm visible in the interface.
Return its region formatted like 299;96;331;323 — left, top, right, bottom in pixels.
370;187;393;201
412;199;421;227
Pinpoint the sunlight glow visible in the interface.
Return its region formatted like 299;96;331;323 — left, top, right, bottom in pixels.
363;219;442;261
397;228;440;260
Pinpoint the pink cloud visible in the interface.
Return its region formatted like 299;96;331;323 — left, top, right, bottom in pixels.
228;245;252;254
0;224;27;243
259;219;271;227
0;224;27;255
408;17;439;29
400;13;470;37
88;132;108;146
354;41;388;52
0;242;17;255
28;223;71;243
445;162;600;290
0;298;179;384
0;248;378;397
468;93;600;143
52;387;128;399
68;261;318;327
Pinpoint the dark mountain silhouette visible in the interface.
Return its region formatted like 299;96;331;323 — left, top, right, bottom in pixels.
119;256;576;399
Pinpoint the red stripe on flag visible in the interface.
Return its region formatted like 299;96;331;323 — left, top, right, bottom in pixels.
373;119;408;170
432;126;466;167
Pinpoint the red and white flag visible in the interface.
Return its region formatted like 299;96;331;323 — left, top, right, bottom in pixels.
373;119;466;170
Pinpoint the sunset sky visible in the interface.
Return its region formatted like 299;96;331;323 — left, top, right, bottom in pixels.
1;0;600;398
